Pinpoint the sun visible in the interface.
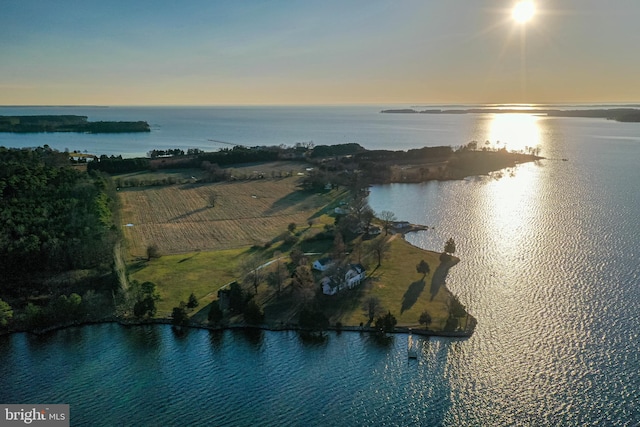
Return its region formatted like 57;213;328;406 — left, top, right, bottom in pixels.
512;1;535;24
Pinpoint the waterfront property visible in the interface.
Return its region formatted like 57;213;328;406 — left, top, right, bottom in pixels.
322;263;366;295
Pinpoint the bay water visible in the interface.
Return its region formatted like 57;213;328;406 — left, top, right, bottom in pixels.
1;106;639;425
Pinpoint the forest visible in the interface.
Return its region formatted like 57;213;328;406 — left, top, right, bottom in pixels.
0;146;118;299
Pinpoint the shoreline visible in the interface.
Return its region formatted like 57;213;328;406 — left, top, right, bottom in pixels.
2;218;475;339
0;313;476;339
1;226;476;340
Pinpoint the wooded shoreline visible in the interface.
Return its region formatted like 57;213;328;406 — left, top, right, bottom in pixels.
381;107;640;122
0;115;150;133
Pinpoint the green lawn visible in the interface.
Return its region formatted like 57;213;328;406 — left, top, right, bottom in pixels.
129;235;464;331
128;247;246;316
317;237;454;329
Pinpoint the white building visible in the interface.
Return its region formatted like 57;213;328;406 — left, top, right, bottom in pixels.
312;258;334;272
322;264;366;295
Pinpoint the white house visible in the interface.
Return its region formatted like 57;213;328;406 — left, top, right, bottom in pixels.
322;263;366;295
344;264;366;288
313;258;334;272
321;276;340;295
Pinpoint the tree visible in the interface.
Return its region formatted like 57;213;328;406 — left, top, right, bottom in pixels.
0;298;13;327
375;311;397;333
416;260;430;277
368;236;391;267
134;297;156;318
332;232;346;261
378;210;397;235
289;247;306;267
266;256;288;296
361;206;375;234
450;295;467;317
228;282;246;314
243;300;264;325
146;243;160;261
208;300;224;326
444;237;456;255
362;296;383;323
287;222;297;233
171;306;189;327
187;292;199;309
24;303;44;328
240;254;265;295
132;281;160;318
348;195;371;229
419;310;432;328
292;265;316;303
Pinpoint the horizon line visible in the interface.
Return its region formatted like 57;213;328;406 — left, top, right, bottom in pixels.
3;101;640;109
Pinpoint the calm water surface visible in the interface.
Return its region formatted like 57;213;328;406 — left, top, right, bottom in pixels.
1;107;639;425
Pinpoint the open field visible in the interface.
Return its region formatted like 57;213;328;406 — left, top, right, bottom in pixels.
128;248;245;316
132;236;461;329
114;161;311;186
119;171;345;258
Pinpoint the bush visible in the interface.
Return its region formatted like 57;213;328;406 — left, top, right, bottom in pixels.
172;306;189;327
418;310;432;328
439;252;452;263
187;292;199;309
375;311;397;333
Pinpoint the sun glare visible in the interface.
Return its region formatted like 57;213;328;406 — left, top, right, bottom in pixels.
488;113;541;153
512;1;535;24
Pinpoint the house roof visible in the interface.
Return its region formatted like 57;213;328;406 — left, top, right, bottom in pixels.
349;263;365;274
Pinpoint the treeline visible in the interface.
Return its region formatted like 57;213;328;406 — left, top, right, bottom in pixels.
148;148;203;158
0;115;150;133
0;146;118;295
19;291;113;329
354;146;454;162
88;146;282;174
309;143;365;158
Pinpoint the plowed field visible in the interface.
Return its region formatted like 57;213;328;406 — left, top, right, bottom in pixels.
119;176;339;258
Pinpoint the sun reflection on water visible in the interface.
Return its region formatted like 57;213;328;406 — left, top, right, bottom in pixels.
483;165;539;262
487;113;542;153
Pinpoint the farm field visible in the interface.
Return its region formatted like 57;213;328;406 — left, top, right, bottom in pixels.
118;167;345;258
114;161;311;186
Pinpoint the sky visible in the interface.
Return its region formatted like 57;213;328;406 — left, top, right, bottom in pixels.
2;0;640;106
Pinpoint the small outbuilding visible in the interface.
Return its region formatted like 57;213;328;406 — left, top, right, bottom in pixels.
313;258;334;272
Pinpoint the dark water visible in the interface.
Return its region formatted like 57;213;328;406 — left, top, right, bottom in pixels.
0;325;454;426
1;107;640;425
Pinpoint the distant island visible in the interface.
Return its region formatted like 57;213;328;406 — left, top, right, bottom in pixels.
380;108;640;122
0;115;150;133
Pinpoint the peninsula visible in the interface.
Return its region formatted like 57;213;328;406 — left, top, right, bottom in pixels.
2;143;540;338
0;115;150;133
380;107;640;122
